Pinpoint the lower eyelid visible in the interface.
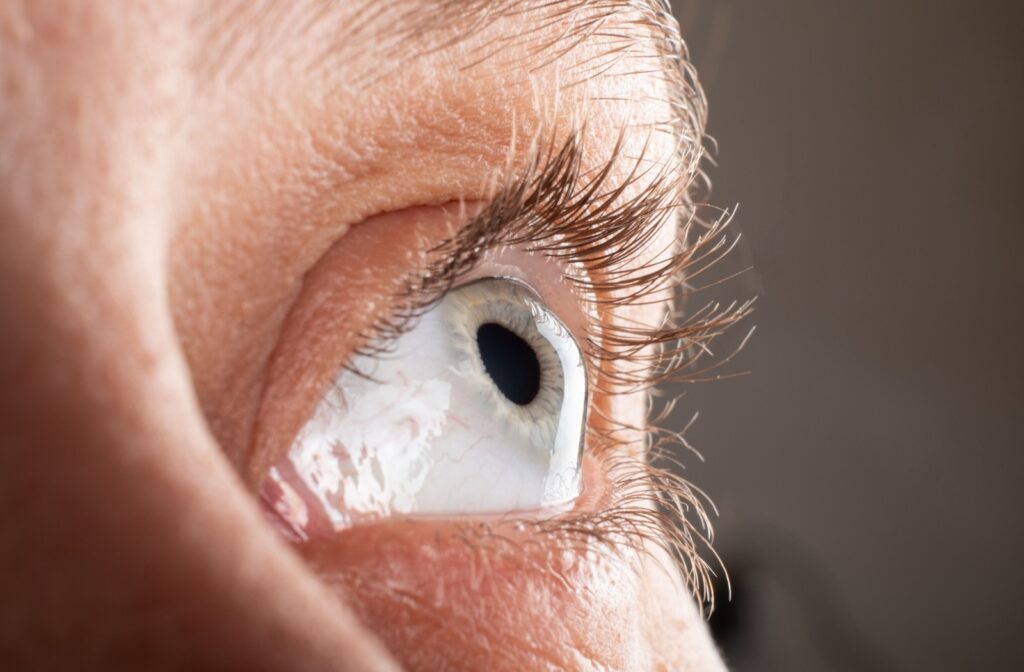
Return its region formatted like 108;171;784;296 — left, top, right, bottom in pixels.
275;446;709;670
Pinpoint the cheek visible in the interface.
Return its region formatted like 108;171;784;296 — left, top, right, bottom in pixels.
298;514;642;669
637;550;727;672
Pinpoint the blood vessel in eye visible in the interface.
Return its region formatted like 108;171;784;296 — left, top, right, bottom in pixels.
476;322;541;405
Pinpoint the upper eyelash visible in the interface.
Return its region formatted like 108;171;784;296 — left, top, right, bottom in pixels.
356;128;751;398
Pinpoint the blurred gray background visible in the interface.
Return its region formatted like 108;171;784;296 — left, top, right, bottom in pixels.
669;1;1024;670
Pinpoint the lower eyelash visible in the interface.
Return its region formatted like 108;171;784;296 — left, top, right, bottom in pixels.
431;443;722;616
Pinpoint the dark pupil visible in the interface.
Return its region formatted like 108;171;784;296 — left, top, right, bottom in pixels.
476;322;541;405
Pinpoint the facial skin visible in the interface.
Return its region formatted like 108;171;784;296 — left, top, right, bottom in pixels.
0;1;725;670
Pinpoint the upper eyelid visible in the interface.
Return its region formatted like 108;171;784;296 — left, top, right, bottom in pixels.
342;130;749;405
349;133;663;369
424;131;682;300
371;134;676;355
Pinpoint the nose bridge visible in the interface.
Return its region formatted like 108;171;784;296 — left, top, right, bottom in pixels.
0;54;166;434
0;1;198;570
0;7;204;665
0;1;187;385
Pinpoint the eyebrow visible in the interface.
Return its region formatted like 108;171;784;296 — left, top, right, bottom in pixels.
389;0;683;51
336;0;708;158
398;0;708;138
408;0;710;222
199;1;705;196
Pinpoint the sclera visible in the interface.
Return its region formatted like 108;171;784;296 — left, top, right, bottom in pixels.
262;276;588;536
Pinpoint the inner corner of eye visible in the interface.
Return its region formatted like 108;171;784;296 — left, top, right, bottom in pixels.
260;277;590;540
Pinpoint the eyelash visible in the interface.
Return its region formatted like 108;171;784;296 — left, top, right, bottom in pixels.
333;128;751;615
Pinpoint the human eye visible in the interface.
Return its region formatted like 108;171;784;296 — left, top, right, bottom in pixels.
264;273;589;533
249;122;751;590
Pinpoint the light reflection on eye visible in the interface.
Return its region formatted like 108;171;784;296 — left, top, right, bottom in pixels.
263;277;587;535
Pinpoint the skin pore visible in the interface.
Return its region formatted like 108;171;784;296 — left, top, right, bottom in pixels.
0;1;729;670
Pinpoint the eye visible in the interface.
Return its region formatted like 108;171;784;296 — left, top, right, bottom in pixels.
263;277;587;534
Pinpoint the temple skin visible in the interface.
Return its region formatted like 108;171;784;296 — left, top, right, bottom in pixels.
0;1;725;669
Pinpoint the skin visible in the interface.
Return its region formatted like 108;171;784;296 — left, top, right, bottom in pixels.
0;1;725;670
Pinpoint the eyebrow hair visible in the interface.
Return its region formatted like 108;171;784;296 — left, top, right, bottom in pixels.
344;0;708;188
202;1;705;199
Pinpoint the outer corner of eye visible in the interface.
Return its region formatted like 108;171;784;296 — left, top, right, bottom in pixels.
260;276;589;539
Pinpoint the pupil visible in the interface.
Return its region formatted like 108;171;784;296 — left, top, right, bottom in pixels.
476;322;541;405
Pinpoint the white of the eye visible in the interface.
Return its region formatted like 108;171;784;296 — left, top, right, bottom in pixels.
285;278;586;526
